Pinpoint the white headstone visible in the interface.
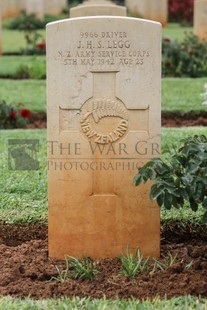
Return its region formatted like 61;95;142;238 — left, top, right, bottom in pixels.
1;0;19;19
26;0;45;20
18;0;26;13
45;0;64;16
126;0;168;26
70;0;126;17
47;16;161;259
148;0;168;27
125;0;147;17
194;0;207;40
59;0;68;10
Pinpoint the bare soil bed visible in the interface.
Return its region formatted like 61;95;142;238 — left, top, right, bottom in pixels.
0;222;206;299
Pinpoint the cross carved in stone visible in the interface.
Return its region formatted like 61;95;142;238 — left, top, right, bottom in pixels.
59;71;149;195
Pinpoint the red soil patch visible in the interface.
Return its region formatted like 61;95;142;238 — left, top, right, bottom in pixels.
0;222;206;299
27;113;47;129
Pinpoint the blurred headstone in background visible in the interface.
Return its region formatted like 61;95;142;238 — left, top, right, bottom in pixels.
26;0;45;20
194;0;207;40
125;0;168;27
70;0;126;17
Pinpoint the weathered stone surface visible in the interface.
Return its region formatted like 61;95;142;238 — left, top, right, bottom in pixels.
194;0;207;40
70;0;126;17
47;17;161;259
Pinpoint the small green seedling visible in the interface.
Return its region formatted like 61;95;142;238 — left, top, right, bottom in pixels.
51;255;98;283
120;247;149;278
152;252;177;273
51;256;71;283
184;260;194;271
69;256;98;280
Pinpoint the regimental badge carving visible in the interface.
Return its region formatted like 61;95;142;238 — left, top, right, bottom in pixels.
80;98;129;144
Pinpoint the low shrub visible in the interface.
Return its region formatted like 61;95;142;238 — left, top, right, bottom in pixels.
0;100;31;129
6;11;46;30
5;11;68;30
162;33;207;77
134;135;207;223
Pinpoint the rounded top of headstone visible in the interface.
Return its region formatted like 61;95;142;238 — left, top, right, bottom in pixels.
70;0;127;17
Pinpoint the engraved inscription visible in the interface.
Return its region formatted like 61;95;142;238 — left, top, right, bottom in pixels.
80;98;128;144
57;31;150;67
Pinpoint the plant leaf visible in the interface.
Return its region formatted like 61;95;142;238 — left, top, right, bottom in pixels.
134;174;142;186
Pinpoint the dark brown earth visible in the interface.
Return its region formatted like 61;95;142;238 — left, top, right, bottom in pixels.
27;112;207;129
0;222;206;299
27;113;47;129
162;111;207;127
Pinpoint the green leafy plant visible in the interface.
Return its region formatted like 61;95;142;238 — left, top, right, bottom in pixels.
6;11;45;30
120;247;149;278
0;100;31;129
51;256;98;282
162;33;207;77
134;135;207;223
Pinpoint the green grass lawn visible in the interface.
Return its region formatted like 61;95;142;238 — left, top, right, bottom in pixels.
2;29;45;53
162;77;207;112
0;295;206;310
162;23;193;41
0;78;206;113
0;55;46;79
0;79;46;112
0;129;47;223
